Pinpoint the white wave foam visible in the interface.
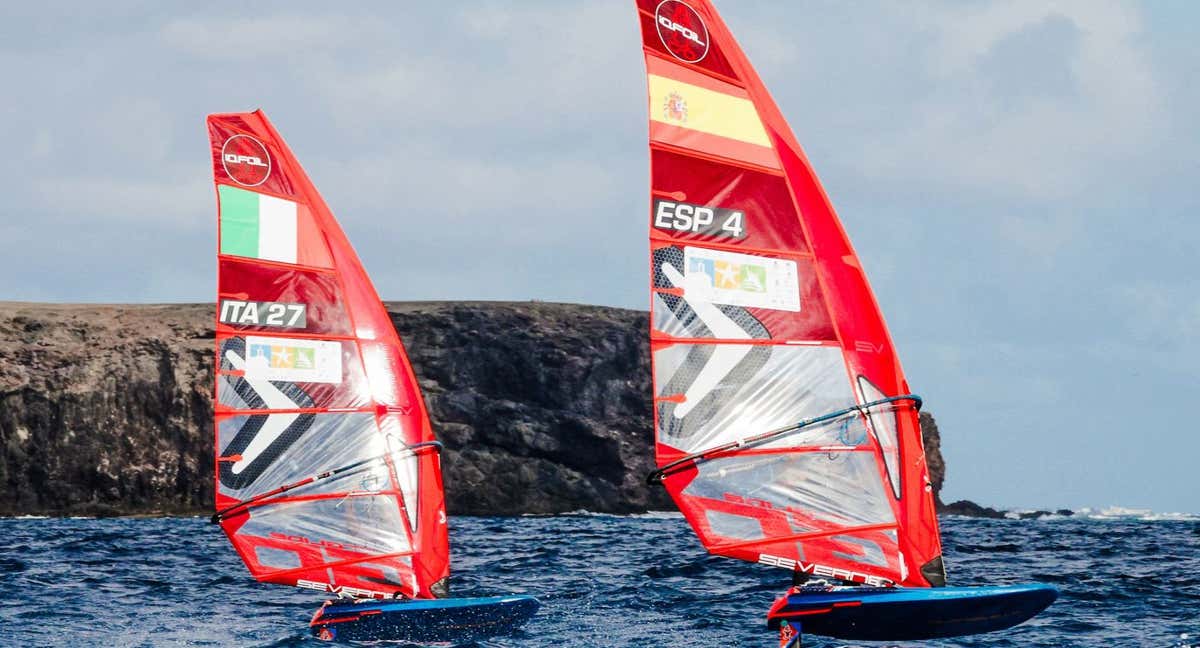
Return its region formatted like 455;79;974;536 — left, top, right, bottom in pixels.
947;505;1199;522
1072;506;1200;522
628;510;685;520
519;510;684;520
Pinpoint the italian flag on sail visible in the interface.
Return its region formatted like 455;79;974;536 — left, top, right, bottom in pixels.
218;185;331;267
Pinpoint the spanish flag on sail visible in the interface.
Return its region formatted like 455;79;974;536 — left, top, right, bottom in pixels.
645;55;778;170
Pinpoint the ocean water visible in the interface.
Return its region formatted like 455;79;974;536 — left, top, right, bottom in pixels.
2;513;1198;647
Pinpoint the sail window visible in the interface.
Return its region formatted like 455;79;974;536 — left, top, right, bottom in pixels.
239;496;412;555
255;546;302;570
706;510;767;541
683;452;896;529
654;344;854;454
858;377;902;499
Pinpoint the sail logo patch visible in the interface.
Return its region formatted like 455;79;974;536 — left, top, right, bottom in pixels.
655;0;709;63
221;135;272;187
653;199;745;239
683;246;800;312
219;300;307;329
244;335;342;384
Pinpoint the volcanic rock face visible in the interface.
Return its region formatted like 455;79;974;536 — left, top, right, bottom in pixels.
0;301;946;516
920;411;945;504
0;303;213;516
390;302;672;514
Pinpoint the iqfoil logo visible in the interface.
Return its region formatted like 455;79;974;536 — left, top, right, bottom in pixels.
221;134;272;187
655;0;709;63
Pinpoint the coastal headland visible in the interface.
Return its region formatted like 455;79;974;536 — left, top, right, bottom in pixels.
0;301;972;517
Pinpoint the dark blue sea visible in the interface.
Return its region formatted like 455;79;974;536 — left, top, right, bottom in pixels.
2;512;1198;647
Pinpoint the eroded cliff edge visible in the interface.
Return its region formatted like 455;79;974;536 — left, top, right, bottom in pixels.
0;301;945;516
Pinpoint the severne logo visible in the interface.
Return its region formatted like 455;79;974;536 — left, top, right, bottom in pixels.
221;134;272;187
296;579;389;599
758;553;895;588
655;0;709;63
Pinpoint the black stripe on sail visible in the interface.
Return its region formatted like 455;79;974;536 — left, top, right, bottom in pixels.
653;246;771;443
218;337;317;491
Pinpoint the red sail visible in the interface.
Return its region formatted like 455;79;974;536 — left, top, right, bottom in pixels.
209;111;449;599
637;1;944;588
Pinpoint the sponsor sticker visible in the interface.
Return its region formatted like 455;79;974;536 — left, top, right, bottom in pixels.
244;336;342;384
221;135;272;187
655;0;709;63
219;300;307;329
653;198;745;239
683;246;800;311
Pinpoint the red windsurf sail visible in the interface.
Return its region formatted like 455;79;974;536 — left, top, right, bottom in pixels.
636;1;944;588
209;111;450;600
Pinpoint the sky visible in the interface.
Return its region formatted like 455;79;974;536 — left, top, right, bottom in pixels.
1;1;1196;514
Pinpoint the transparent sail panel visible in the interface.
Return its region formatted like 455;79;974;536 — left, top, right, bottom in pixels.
380;415;421;531
859;377;901;499
238;495;411;555
684;452;896;529
217;412;380;500
654;344;854;453
705;509;768;541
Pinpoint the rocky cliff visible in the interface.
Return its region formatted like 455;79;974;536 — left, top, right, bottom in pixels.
0;301;945;516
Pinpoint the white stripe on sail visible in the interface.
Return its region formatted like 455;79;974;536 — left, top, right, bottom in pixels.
663;262;752;419
256;194;298;264
224;349;300;475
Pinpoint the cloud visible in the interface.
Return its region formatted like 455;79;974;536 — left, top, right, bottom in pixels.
160;13;368;61
888;1;1162;199
30;172;209;227
1114;282;1200;349
735;1;1163;204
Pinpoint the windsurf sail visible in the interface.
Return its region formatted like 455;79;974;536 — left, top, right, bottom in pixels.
635;1;944;588
208;110;449;600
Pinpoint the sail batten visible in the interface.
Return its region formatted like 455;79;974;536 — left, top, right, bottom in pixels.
637;0;943;588
210;110;449;600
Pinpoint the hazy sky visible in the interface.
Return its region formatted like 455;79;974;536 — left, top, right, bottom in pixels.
1;2;1196;513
